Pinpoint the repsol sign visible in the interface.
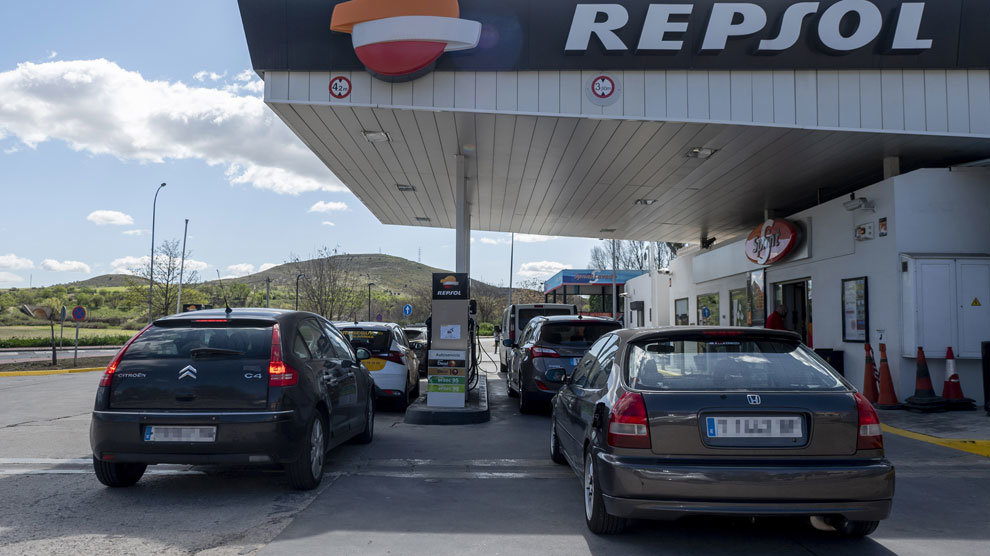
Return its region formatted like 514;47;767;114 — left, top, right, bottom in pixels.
240;0;990;72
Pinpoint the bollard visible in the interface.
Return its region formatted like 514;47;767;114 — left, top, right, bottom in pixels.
983;341;990;416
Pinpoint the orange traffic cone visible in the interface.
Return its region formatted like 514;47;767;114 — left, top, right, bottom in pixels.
876;343;902;410
942;347;976;411
905;347;947;412
861;344;879;404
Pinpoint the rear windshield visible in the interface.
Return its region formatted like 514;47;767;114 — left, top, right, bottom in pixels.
517;308;573;331
539;323;620;348
627;335;846;392
121;325;273;360
404;329;426;341
341;328;392;352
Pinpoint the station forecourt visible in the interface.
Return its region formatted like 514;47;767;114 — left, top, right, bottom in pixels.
237;0;990;407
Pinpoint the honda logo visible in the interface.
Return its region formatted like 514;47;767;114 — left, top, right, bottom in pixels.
747;394;761;405
178;365;198;380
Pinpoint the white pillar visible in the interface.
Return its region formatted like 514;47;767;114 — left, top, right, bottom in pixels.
454;155;470;274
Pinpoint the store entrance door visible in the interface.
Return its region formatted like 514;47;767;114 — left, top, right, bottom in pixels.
773;279;813;347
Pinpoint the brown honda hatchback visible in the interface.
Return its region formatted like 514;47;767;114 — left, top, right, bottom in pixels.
549;327;894;536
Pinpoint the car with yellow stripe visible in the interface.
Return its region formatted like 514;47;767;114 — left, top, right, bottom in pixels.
338;322;420;409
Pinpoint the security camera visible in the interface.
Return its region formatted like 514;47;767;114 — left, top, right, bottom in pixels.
701;237;716;249
843;196;876;212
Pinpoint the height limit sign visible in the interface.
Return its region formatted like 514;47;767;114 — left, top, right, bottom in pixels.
329;76;352;100
586;74;620;107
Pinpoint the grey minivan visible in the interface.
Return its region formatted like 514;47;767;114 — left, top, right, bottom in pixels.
549;327;894;536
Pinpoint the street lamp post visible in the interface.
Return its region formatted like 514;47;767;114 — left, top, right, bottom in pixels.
295;273;304;311
176;218;189;314
149;183;166;323
367;283;375;321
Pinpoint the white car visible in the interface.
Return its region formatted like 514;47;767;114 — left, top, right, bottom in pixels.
338;322;420;408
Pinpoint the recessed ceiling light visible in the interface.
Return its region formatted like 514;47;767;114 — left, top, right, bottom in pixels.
362;130;390;143
396;184;416;192
600;228;616;233
634;199;657;206
415;217;431;222
686;147;718;159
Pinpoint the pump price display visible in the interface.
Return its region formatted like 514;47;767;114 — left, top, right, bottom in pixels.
428;350;466;394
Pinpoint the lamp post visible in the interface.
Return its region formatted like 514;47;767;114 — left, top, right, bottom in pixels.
175;218;189;314
367;282;375;321
295;273;304;311
149;182;166;323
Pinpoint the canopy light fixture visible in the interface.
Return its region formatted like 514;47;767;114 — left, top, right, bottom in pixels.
362;130;390;143
415;216;431;222
843;195;876;212
686;147;718;159
600;228;616;233
396;184;416;192
634;199;657;206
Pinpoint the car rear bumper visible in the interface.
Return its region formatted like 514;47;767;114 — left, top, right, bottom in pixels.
90;409;301;465
595;451;894;521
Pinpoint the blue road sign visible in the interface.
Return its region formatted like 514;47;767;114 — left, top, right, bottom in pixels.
403;304;413;317
376;313;383;322
701;306;711;319
71;306;86;321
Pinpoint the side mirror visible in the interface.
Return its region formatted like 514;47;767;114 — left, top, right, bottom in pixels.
355;348;372;361
545;368;566;383
502;339;514;348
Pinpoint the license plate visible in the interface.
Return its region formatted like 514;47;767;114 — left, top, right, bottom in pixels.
144;426;217;443
705;416;803;438
571;358;581;365
364;358;386;372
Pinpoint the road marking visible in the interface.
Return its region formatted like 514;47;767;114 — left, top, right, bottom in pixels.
0;367;103;377
0;458;92;464
0;469;206;476
882;424;990;458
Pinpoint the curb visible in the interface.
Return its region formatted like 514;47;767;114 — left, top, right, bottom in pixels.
404;375;490;425
0;367;104;377
882;424;990;458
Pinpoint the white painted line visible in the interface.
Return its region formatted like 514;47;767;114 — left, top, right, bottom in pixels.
351;470;573;480
0;469;206;476
0;458;92;465
354;458;557;468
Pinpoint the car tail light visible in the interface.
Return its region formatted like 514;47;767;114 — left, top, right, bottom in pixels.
854;392;883;450
607;392;651;449
268;324;298;387
99;324;152;387
383;351;405;364
527;346;560;358
702;330;744;337
535;380;551;391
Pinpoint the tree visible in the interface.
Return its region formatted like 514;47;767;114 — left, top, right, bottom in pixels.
291;246;357;320
656;241;685;270
589;240;685;271
127;239;200;320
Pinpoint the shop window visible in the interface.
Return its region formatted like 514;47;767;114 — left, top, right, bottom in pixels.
674;298;689;325
747;269;766;327
697;293;719;326
729;288;747;326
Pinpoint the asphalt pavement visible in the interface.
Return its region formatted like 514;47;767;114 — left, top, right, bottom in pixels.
0;347;118;364
0;339;988;555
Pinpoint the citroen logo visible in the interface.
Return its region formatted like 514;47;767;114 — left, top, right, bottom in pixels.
747;394;761;405
178;365;198;380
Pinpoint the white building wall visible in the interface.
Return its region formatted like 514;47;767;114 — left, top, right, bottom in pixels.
267;69;990;138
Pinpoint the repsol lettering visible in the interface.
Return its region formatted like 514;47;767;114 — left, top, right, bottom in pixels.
565;1;932;55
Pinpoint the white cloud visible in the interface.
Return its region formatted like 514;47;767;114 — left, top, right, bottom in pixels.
518;260;567;279
321;221;335;226
184;259;209;272
0;253;34;270
479;237;509;245
122;229;147;236
4;145;20;154
47;51;57;60
259;263;278;272
110;255;208;275
0;271;24;284
235;70;255;82
41;259;91;273
516;234;560;243
87;210;134;226
193;70;226;82
309;201;349;213
0;59;347;196
226;263;255;277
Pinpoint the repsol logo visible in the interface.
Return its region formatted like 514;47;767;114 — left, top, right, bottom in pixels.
564;1;932;54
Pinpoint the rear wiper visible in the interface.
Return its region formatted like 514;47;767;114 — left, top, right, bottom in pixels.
190;348;244;358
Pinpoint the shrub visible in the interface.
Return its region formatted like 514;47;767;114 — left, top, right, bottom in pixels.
0;334;134;349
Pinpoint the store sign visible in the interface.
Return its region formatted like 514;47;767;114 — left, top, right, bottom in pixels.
242;0;989;76
745;219;800;265
432;272;470;299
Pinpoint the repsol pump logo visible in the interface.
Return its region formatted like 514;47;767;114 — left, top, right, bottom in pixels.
331;0;482;82
565;1;933;55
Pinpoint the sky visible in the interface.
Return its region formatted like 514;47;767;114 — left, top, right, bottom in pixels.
0;1;600;290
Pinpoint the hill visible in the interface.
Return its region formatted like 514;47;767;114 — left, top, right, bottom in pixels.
66;274;148;288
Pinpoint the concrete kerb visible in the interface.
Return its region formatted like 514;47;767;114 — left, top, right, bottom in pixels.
0;368;104;377
404;375;490;425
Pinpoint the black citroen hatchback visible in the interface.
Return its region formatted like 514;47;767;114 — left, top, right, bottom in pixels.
90;309;377;490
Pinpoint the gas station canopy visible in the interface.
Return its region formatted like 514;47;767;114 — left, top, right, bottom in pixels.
239;0;990;244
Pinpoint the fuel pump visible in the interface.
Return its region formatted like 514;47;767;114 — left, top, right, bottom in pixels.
426;273;473;408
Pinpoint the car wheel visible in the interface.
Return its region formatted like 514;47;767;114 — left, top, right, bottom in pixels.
584;448;626;535
832;518;880;537
549;419;566;465
93;457;146;487
286;412;326;490
351;395;375;445
519;387;536;414
500;363;507;373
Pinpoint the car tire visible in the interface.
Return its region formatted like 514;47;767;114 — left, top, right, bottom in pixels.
519;387;536;414
93;457;146;488
351;395;375;445
500;363;507;374
549;419;566;465
584;448;627;535
286;412;326;491
833;518;880;538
